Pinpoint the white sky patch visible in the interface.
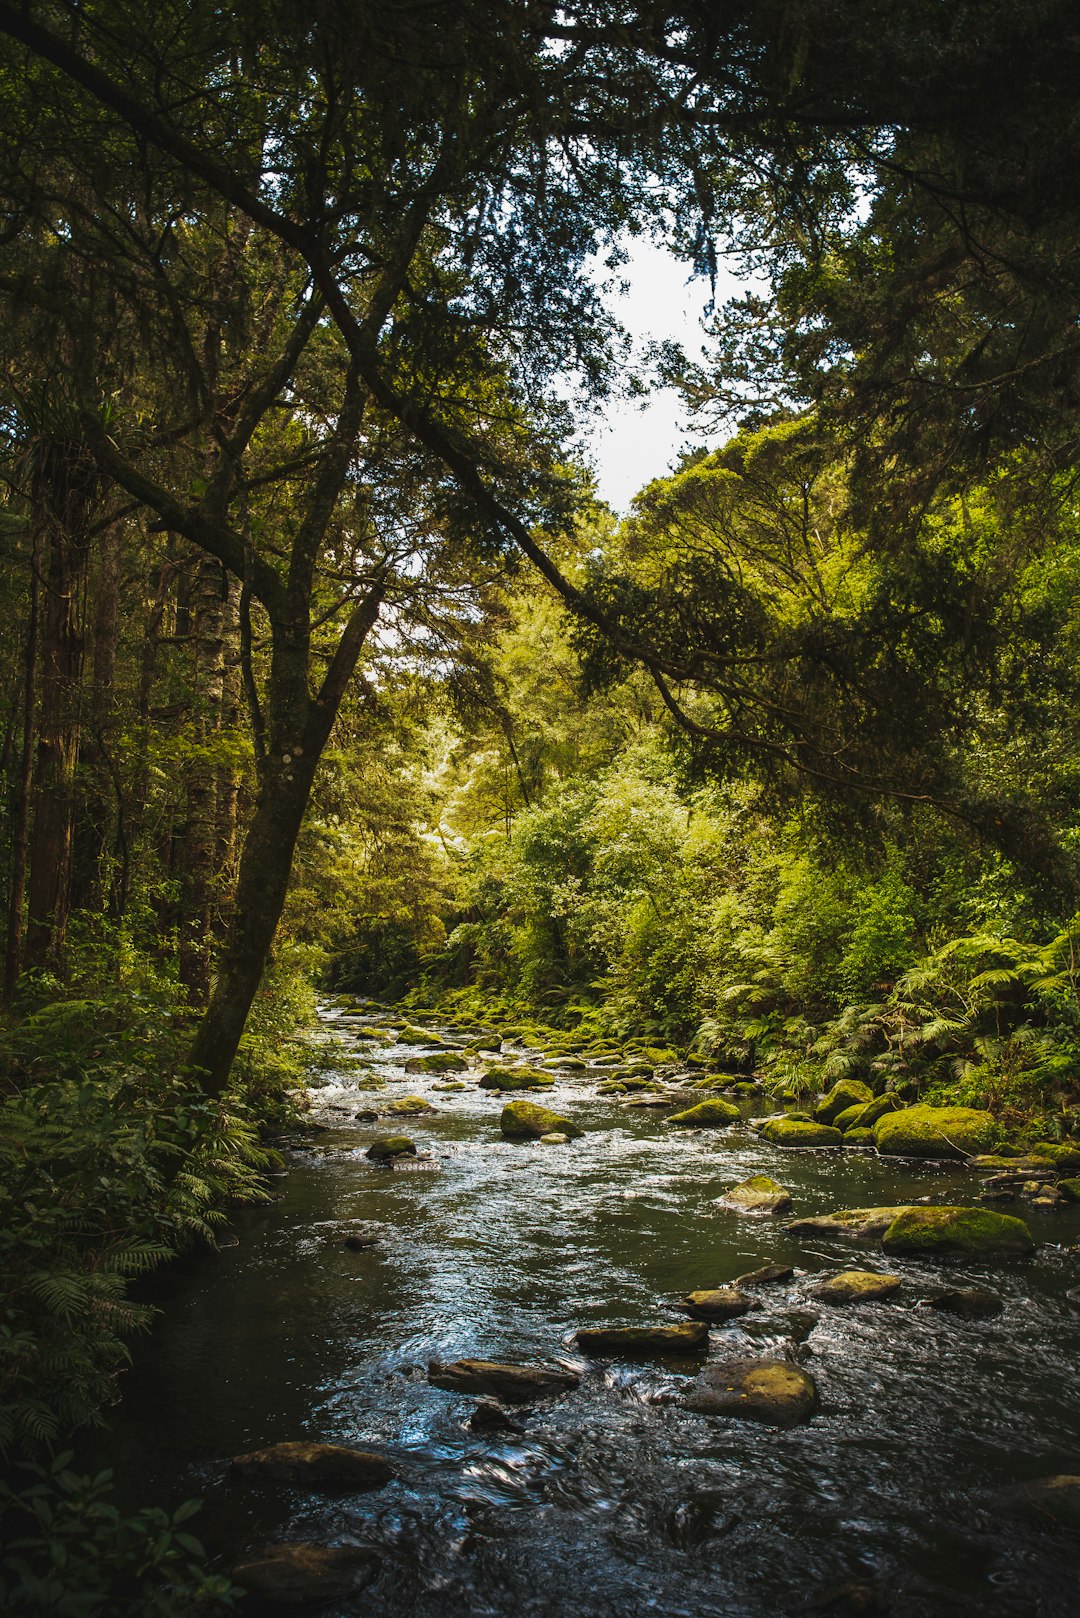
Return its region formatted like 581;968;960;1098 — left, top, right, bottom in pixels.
588;238;750;514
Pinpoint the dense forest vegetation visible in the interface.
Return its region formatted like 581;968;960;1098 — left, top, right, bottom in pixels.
2;2;1080;1611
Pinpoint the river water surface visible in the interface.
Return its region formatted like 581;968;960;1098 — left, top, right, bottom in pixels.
94;1006;1080;1616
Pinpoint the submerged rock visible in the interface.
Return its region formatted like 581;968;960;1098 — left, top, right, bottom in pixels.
341;1223;381;1250
365;1136;416;1162
479;1065;555;1091
679;1287;754;1322
230;1441;393;1490
464;1399;525;1434
735;1264;795;1287
500;1100;582;1140
574;1320;710;1356
666;1098;741;1128
874;1104;999;1159
681;1357;818;1426
760;1118;843;1148
880;1204;1034;1258
811;1270;902;1305
715;1175;792;1216
999;1473;1080;1528
927;1287;1002;1318
812;1078;874;1124
233;1542;378;1607
428;1358;579;1402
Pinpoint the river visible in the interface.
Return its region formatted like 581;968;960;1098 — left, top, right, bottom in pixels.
92;1004;1080;1616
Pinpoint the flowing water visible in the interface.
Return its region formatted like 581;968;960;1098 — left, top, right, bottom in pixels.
92;1006;1080;1616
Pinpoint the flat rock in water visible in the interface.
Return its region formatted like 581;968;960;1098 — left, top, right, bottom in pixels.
786;1207;912;1243
366;1136;416;1162
736;1264;795;1287
500;1100;582;1139
998;1474;1080;1528
230;1441;394;1489
760;1118;843;1148
427;1358;579;1402
681;1357;818;1426
574;1320;710;1356
233;1542;379;1607
679;1287;755;1322
811;1270;902;1305
927;1287;1002;1318
464;1399;525;1434
665;1098;741;1127
880;1204;1034;1259
383;1095;437;1115
715;1175;793;1216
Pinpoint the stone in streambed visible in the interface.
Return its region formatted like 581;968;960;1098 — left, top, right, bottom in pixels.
341;1224;381;1250
464;1399;525;1434
812;1078;874;1124
735;1264;795;1287
679;1287;754;1322
1031;1142;1080;1173
539;1131;570;1144
811;1270;902;1305
786;1206;915;1243
500;1100;582;1140
574;1320;710;1356
384;1095;437;1115
230;1441;394;1489
666;1098;741;1128
843;1127;876;1145
428;1359;579;1401
874;1104;999;1159
233;1543;379;1606
405;1052;468;1074
366;1136;416;1162
479;1065;555;1092
927;1286;1002;1318
715;1175;792;1216
681;1357;817;1426
881;1204;1034;1258
761;1117;843;1148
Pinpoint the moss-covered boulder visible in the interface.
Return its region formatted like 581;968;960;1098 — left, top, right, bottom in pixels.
761;1118;843;1149
1032;1142;1080;1174
1059;1177;1080;1201
715;1175;792;1216
479;1065;555;1092
679;1287;754;1322
666;1098;741;1128
833;1103;869;1131
681;1358;818;1427
500;1100;582;1140
860;1093;905;1128
230;1442;393;1489
813;1078;874;1124
843;1127;875;1145
786;1207;914;1243
384;1095;436;1115
881;1205;1034;1258
405;1053;468;1075
233;1543;379;1606
366;1136;416;1162
874;1104;1000;1159
812;1270;902;1305
573;1321;709;1356
399;1024;452;1048
432;1081;468;1093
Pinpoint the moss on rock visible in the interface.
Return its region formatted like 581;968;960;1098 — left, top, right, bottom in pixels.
478;1065;555;1092
813;1079;874;1124
366;1136;416;1162
681;1358;818;1426
384;1095;436;1115
1031;1142;1080;1173
874;1104;1000;1159
761;1118;843;1148
574;1321;709;1356
500;1100;583;1140
715;1175;792;1216
881;1204;1034;1258
404;1053;468;1074
811;1270;902;1305
666;1098;741;1128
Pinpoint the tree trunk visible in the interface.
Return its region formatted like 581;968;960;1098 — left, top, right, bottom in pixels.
5;536;40;997
179;554;230;1004
70;521;120;916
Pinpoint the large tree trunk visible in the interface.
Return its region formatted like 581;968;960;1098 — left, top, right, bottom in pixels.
179;554;230;1004
69;521;121;916
4;536;40;997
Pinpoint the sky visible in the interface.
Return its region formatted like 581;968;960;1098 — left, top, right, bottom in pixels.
586;238;749;513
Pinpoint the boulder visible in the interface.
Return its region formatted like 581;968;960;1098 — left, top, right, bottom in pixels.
833;1103;869;1132
500;1100;582;1140
880;1204;1034;1258
427;1358;579;1402
786;1207;915;1243
999;1474;1080;1528
679;1287;754;1322
399;1024;452;1048
681;1358;818;1426
341;1224;381;1250
666;1098;741;1128
735;1264;795;1287
573;1321;710;1356
431;1081;468;1092
404;1053;468;1074
1032;1142;1080;1173
972;1155;1067;1175
813;1079;874;1125
538;1131;571;1145
541;1057;587;1072
843;1128;875;1145
874;1104;1000;1159
479;1065;555;1092
230;1441;393;1489
233;1543;379;1607
715;1175;793;1216
384;1095;436;1115
761;1118;843;1148
811;1270;902;1305
1059;1177;1080;1201
927;1287;1002;1318
859;1093;905;1128
464;1400;524;1434
366;1136;416;1162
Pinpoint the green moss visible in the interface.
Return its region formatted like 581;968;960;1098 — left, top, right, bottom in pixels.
874;1105;1000;1159
833;1103;868;1131
1031;1142;1080;1173
881;1204;1034;1258
500;1100;583;1140
384;1095;436;1114
478;1065;555;1091
761;1118;843;1148
366;1136;416;1162
1058;1178;1080;1201
404;1052;468;1074
666;1098;741;1127
812;1078;874;1124
843;1127;875;1144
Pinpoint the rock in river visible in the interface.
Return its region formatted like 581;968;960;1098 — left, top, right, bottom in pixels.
384;1095;437;1115
665;1098;741;1128
760;1117;843;1149
479;1065;555;1091
811;1270;902;1305
500;1100;582;1140
880;1204;1034;1259
404;1052;468;1074
786;1206;915;1244
230;1441;394;1489
681;1358;818;1426
679;1287;754;1322
874;1104;999;1159
574;1320;710;1356
366;1136;416;1162
812;1078;874;1124
233;1542;379;1607
736;1264;795;1287
715;1175;792;1216
927;1287;1002;1318
428;1358;579;1402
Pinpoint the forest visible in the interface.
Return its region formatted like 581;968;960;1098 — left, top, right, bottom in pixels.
2;4;1080;1615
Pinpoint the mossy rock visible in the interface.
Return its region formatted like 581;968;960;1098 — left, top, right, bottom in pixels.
730;1079;761;1095
874;1104;1000;1159
833;1103;868;1132
541;1057;588;1072
811;1270;902;1305
366;1136;416;1162
844;1128;875;1145
666;1098;741;1128
681;1358;818;1427
928;1287;1002;1318
1058;1177;1080;1201
500;1100;582;1140
1032;1142;1080;1173
432;1081;468;1093
478;1065;555;1092
680;1287;754;1321
428;1358;579;1401
860;1093;904;1127
761;1118;843;1149
399;1023;453;1047
573;1320;709;1356
404;1053;468;1075
813;1078;874;1124
786;1207;915;1243
384;1095;436;1115
881;1205;1034;1259
715;1175;792;1216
